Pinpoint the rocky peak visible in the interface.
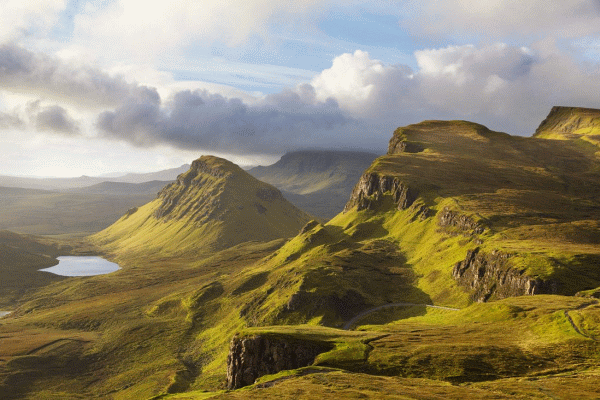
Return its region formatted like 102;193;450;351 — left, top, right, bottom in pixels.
154;155;285;221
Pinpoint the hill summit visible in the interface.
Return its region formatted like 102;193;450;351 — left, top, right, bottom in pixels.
534;105;600;149
91;156;311;255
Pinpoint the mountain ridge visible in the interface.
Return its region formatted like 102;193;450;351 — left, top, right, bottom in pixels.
3;108;600;399
91;155;312;255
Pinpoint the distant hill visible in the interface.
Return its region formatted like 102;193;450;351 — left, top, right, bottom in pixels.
0;186;158;236
0;164;190;190
67;180;169;196
91;156;312;255
109;164;190;184
248;150;379;219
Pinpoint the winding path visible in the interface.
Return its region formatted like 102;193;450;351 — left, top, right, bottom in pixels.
343;303;459;330
564;306;598;341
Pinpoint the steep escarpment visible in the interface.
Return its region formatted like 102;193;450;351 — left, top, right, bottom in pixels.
343;173;416;212
90;156;311;255
226;334;333;389
332;116;600;304
453;248;559;302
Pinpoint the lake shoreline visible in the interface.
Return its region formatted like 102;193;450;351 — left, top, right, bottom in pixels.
40;256;121;277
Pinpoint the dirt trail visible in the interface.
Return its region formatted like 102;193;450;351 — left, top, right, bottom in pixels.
563;303;598;342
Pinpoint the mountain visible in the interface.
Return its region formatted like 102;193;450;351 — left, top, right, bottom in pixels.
534;105;600;149
248;150;378;219
3;109;600;399
67;180;169;196
230;116;600;330
91;156;312;255
0;164;190;190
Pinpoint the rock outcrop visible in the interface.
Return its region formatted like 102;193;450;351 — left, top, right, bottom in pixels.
438;207;485;235
344;173;416;212
453;248;559;302
226;335;332;389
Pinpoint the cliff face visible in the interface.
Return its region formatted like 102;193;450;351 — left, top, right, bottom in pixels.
343;173;416;212
453;248;560;302
226;335;332;389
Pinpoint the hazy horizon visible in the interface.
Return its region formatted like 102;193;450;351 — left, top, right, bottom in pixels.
3;2;600;177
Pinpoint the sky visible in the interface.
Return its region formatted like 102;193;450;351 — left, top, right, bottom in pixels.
3;1;600;177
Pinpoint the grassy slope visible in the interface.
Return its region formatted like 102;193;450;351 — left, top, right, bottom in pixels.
222;119;600;332
534;105;600;150
90;156;311;257
2;117;600;398
171;295;600;399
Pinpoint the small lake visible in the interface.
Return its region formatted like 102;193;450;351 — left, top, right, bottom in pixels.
40;256;120;277
0;311;10;318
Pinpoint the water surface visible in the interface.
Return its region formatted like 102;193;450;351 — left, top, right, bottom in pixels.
0;311;10;318
40;256;120;277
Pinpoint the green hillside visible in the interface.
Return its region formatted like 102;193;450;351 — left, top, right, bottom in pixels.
2;109;600;399
90;156;312;256
248;150;378;219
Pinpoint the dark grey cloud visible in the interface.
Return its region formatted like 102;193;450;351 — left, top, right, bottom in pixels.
97;89;350;154
29;103;80;135
0;43;159;108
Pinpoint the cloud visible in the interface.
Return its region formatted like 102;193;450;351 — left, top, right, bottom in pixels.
0;43;158;108
402;0;600;39
96;87;350;154
0;0;66;41
309;44;600;135
27;101;80;135
71;0;335;60
0;111;24;130
311;50;418;119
